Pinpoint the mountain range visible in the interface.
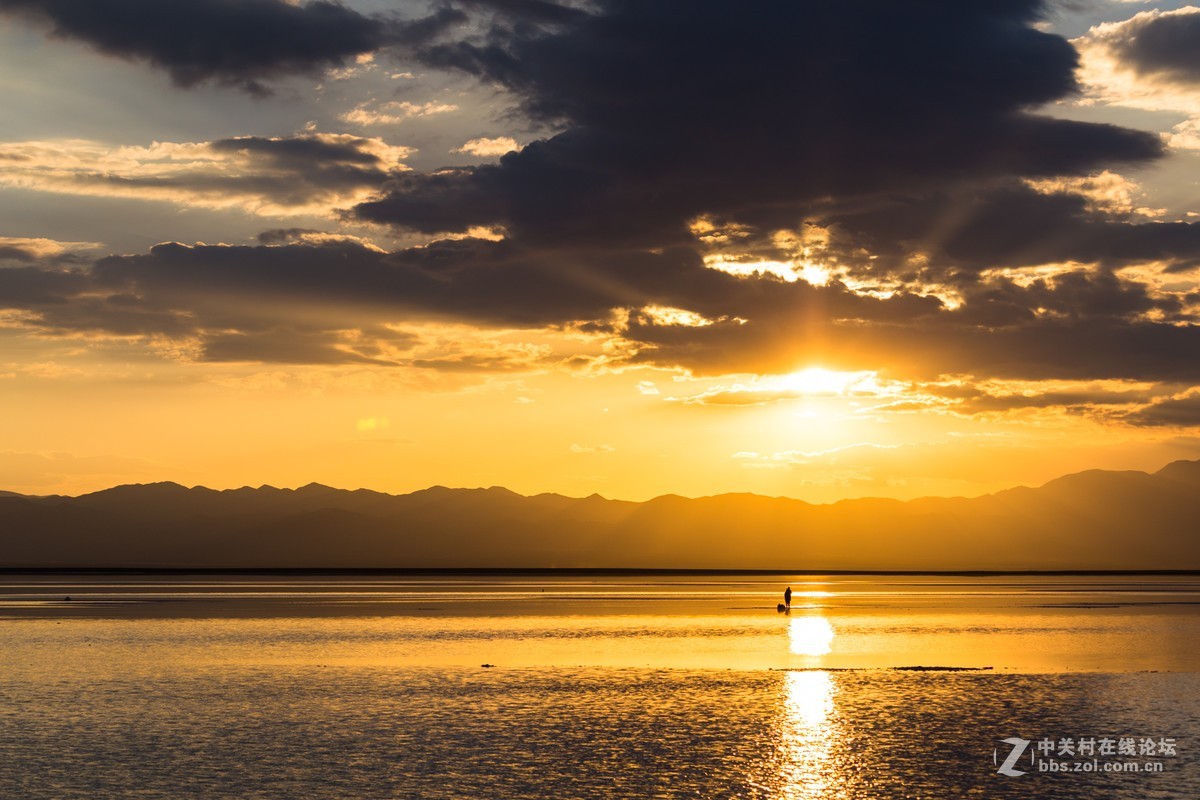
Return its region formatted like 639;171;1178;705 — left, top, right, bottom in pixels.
2;460;1199;570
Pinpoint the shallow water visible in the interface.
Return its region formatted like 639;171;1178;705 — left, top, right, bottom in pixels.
1;573;1198;798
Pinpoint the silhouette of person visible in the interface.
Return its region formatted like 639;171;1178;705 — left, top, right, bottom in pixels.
784;586;792;607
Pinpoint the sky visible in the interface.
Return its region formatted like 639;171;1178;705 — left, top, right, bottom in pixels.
3;0;1200;502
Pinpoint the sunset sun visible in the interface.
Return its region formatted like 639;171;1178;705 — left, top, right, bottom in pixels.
776;367;875;397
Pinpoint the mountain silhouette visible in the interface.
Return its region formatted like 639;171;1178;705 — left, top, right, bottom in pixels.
1;460;1198;570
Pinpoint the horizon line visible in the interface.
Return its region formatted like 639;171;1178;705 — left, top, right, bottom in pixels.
3;567;1199;576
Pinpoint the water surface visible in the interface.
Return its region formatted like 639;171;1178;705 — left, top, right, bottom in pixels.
1;573;1197;798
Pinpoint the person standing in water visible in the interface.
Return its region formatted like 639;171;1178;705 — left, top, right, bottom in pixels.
784;586;792;607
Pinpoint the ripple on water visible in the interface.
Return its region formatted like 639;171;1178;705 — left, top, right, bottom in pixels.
1;663;1198;799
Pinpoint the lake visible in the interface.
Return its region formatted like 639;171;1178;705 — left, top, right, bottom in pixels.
1;573;1198;798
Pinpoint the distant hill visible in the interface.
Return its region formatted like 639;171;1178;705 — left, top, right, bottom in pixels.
1;460;1198;570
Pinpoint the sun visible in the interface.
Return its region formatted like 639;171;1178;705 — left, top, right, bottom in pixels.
776;367;871;396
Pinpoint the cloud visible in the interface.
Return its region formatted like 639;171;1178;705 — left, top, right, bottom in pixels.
0;264;91;306
408;351;546;372
330;0;1200;385
0;236;96;263
450;0;588;26
340;100;458;127
660;374;1181;424
0;239;589;368
626;309;1200;382
198;326;405;366
669;370;893;406
1167;117;1200;150
676;387;812;407
1084;7;1200;86
0;134;411;216
453;137;521;157
254;228;384;249
1075;7;1200;150
1125;391;1200;427
1;0;1199;401
255;228;323;245
921;379;1164;416
569;443;614;454
0;0;463;95
1;236;1199;384
0;239;425;360
805;181;1200;280
358;0;1159;246
1024;171;1162;218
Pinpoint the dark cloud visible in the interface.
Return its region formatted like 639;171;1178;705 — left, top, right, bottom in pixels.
677;380;1163;416
623;277;1200;382
1126;393;1200;427
210;134;399;169
451;0;587;26
624;309;1200;381
201;134;404;204
0;265;89;304
87;240;403;321
386;6;469;48
408;353;539;372
892;317;1200;383
354;168;509;237
819;182;1200;277
2;238;1200;385
0;242;423;363
0;236;915;347
0;0;461;94
926;383;1160;414
87;239;719;327
256;228;323;245
199;327;401;366
344;0;1195;391
947;268;1184;329
0;244;37;263
357;0;1161;245
1096;8;1200;85
29;294;198;338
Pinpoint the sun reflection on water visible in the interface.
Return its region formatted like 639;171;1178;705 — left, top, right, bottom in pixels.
774;670;844;799
789;616;835;656
757;615;851;798
785;670;834;727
